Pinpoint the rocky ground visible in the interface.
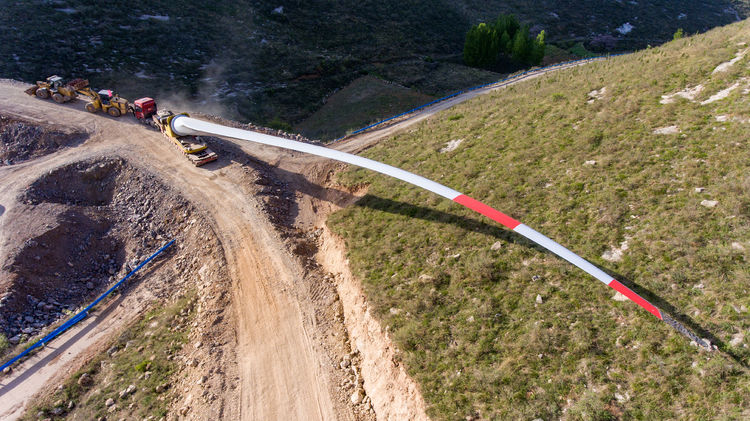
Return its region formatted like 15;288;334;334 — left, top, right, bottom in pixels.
0;137;239;419
0;157;193;343
1;111;375;419
0;115;86;166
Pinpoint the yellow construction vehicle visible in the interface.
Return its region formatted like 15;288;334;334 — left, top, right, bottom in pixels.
152;110;218;166
26;75;157;120
25;76;89;103
76;87;130;117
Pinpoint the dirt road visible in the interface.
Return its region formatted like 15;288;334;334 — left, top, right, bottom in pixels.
0;57;599;419
0;82;338;420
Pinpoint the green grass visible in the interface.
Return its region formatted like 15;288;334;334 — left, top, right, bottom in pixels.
296;75;435;140
0;333;8;355
542;44;579;65
329;20;750;420
22;293;196;420
568;42;598;58
367;59;503;97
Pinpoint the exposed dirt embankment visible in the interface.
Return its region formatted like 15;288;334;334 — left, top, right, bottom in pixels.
317;225;430;421
249;142;430;420
0;115;86;166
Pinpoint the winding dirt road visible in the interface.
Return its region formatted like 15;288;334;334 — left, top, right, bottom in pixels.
0;82;338;420
0;57;600;420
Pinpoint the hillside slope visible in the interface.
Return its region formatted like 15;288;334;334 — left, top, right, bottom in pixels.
1;1;747;128
329;20;750;420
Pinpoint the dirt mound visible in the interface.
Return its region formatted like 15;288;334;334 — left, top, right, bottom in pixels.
0;115;86;165
23;158;122;206
0;157;195;343
1;209;122;314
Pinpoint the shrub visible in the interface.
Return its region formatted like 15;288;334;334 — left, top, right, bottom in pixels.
267;117;293;132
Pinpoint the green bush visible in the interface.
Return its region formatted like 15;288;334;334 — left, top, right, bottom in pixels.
267;117;293;132
134;360;151;372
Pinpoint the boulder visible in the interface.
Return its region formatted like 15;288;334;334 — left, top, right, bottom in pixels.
350;389;362;405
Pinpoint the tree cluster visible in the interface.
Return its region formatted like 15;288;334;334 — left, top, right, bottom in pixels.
463;14;545;70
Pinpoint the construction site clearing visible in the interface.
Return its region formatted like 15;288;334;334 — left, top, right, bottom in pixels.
1;60;605;420
0;75;412;420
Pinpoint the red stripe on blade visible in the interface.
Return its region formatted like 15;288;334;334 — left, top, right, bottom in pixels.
608;280;662;319
453;195;521;229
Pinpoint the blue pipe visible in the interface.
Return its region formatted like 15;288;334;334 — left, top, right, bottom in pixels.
0;239;175;373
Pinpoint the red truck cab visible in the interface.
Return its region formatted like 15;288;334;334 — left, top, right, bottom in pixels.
132;97;157;120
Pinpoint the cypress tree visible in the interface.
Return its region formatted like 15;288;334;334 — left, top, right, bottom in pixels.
494;14;520;44
463;25;481;66
463;23;499;69
464;14;547;69
500;31;512;55
511;25;530;63
531;30;546;65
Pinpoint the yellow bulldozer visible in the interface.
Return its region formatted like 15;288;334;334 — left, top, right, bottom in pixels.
26;75;130;117
24;75;89;103
76;87;130;117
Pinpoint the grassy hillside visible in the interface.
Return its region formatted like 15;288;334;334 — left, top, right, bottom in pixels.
329;20;750;420
295;76;435;141
1;1;747;130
